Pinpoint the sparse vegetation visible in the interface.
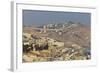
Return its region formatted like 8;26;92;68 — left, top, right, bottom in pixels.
22;22;91;62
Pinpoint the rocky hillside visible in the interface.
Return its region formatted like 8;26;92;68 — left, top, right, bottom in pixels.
22;23;91;62
47;23;91;48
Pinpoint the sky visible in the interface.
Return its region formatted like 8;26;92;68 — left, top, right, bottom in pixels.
23;10;91;27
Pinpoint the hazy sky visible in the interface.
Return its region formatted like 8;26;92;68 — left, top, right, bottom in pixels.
23;10;91;27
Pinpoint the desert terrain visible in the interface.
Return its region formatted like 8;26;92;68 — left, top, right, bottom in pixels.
22;22;91;62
